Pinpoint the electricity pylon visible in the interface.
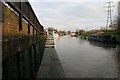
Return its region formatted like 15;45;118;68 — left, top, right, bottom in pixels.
105;1;115;29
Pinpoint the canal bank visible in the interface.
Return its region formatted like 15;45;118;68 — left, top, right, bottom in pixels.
36;35;119;79
36;48;65;78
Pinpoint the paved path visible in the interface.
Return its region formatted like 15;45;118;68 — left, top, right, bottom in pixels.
45;35;54;48
36;48;65;78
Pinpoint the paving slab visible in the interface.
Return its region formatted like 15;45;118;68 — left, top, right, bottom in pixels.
36;48;65;78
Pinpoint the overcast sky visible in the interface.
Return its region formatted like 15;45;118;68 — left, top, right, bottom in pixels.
29;0;119;31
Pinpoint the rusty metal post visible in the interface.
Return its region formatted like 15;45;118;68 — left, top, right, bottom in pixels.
28;22;30;34
28;6;30;34
19;2;22;31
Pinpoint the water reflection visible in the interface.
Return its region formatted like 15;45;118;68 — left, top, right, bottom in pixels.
89;41;118;49
55;36;119;78
54;36;61;42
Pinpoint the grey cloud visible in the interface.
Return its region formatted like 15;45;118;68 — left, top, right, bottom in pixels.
30;1;117;31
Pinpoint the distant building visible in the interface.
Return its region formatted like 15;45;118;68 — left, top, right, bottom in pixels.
47;27;54;35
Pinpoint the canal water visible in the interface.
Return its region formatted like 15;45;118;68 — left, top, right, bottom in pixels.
54;35;119;78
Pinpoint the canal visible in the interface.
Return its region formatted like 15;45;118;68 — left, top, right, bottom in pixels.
54;35;119;78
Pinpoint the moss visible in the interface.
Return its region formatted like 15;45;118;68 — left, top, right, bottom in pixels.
3;4;19;22
113;34;120;42
116;35;120;42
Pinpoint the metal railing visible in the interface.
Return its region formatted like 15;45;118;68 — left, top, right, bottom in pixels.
2;1;47;79
6;1;44;32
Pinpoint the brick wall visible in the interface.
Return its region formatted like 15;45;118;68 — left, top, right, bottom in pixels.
2;4;19;36
2;4;35;36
